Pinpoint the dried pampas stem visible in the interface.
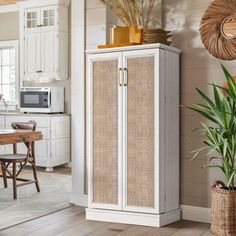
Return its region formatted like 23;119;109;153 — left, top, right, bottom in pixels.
101;0;156;28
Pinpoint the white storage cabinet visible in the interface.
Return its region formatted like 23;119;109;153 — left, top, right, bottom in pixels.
86;44;181;227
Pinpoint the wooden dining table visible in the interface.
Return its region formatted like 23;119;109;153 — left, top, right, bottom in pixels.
0;129;43;198
0;129;43;145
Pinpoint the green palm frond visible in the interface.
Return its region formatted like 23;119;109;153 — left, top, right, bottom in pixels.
221;64;236;100
187;64;236;190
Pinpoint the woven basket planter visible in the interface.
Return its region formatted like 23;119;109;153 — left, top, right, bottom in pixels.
211;182;236;236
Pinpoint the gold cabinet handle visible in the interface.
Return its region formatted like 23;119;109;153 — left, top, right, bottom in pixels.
123;68;128;86
119;68;123;86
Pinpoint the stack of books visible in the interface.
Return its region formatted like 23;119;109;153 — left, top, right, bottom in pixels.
143;28;172;45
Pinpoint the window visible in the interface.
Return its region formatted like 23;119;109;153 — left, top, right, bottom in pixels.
0;40;19;107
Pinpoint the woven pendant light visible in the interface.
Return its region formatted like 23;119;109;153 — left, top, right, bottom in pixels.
199;0;236;60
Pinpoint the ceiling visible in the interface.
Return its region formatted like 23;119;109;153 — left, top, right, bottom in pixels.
0;0;18;6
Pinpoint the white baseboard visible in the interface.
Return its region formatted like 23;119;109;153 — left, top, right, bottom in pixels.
181;205;211;223
70;194;88;207
86;208;181;227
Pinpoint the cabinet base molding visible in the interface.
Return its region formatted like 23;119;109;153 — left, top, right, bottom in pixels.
86;208;181;227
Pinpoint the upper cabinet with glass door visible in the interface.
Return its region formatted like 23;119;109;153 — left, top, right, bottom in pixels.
21;0;69;33
42;6;58;31
25;6;58;33
25;8;40;32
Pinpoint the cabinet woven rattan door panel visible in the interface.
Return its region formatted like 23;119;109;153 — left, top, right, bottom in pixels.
93;60;118;204
127;56;155;208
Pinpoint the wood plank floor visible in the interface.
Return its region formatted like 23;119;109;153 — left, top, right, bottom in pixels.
0;206;212;236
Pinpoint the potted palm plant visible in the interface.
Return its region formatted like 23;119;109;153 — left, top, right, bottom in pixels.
189;64;236;236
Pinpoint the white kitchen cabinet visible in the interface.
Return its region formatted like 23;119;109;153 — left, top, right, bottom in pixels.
4;114;70;172
24;5;62;33
41;6;58;31
24;31;67;80
41;31;58;76
19;0;70;81
24;33;41;77
86;44;181;227
51;138;70;166
25;8;41;32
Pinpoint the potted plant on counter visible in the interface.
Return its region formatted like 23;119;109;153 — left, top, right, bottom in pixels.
188;64;236;236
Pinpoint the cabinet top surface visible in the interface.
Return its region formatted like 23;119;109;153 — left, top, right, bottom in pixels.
86;43;181;55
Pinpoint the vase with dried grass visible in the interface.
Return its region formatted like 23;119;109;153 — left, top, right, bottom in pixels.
101;0;156;28
100;0;171;46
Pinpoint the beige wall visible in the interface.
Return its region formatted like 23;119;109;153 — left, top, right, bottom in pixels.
0;11;19;40
164;0;236;208
86;0;106;50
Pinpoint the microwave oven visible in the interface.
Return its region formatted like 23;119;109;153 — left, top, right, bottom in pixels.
20;87;64;113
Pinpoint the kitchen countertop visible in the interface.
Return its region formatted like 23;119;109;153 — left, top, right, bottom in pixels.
0;112;70;117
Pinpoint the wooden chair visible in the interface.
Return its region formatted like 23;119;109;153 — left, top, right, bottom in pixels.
0;122;40;199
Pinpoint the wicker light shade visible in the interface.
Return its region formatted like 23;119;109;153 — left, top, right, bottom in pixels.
199;0;236;60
